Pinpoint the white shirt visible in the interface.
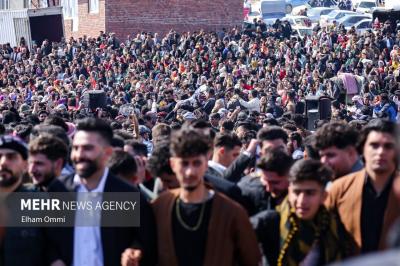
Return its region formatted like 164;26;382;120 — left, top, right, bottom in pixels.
239;97;261;112
73;168;109;266
292;149;304;160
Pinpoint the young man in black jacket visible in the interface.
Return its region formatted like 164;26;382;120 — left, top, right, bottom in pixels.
0;135;46;266
252;159;354;266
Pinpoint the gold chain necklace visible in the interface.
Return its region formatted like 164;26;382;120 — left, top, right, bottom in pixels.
175;197;206;231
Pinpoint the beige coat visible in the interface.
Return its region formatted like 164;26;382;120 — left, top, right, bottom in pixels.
325;169;400;254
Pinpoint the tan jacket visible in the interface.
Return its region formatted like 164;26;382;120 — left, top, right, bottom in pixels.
325;169;400;253
152;189;261;266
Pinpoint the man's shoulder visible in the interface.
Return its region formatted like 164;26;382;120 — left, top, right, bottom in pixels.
251;209;280;225
57;173;139;193
47;178;69;192
329;169;365;196
152;189;177;207
238;173;262;190
104;173;139;192
332;169;364;187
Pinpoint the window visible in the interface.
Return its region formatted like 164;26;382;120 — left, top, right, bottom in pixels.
0;0;10;10
321;9;333;16
40;0;48;7
358;21;369;28
61;0;77;18
89;0;99;13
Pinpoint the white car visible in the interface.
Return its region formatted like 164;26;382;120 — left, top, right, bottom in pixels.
319;10;356;27
354;0;377;14
282;15;313;27
345;19;372;34
293;27;314;38
306;7;337;23
337;14;371;28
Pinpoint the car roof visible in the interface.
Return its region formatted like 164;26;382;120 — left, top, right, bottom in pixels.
285;15;309;19
330;10;354;15
339;14;370;20
343;14;370;17
355;18;372;24
310;7;335;10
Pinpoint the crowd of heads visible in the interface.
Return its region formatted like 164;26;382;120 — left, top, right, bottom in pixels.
0;10;399;265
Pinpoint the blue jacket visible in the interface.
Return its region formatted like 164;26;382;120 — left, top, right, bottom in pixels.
374;103;397;122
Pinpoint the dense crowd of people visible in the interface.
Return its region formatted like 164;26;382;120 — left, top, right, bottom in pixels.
0;12;400;265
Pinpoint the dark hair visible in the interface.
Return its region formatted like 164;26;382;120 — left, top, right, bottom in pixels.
29;134;68;165
214;132;242;150
289;132;302;148
2;110;17;124
152;123;171;142
147;140;174;177
235;121;254;131
209;113;221;120
257;149;294;176
23;115;40;126
240;130;257;145
110;122;122;130
314;121;358;150
111;136;125;148
124;140;148;157
0;124;5;135
221;120;235;131
76;118;113;144
250;90;258;98
43;115;69;132
282;123;297;132
14;124;32;141
289;159;333;186
191;120;216;140
114;130;134;140
262;118;279;126
357;119;398;154
303;135;319;160
257;126;288;144
170;125;212;157
30;124;70;147
108;151;137;178
292;114;305;128
170;122;182;130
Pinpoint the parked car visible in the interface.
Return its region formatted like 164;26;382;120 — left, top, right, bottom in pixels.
337;14;371;28
260;0;287;24
282;15;313;27
285;0;309;14
320;10;356;27
345;18;372;34
306;7;337;22
354;0;377;14
291;0;337;15
293;27;314;38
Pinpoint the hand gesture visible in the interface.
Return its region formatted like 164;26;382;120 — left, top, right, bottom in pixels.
121;248;142;266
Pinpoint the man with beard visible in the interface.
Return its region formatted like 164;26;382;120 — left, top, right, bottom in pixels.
28;134;68;191
49;118;156;266
326;119;400;254
0;135;45;265
121;125;260;266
